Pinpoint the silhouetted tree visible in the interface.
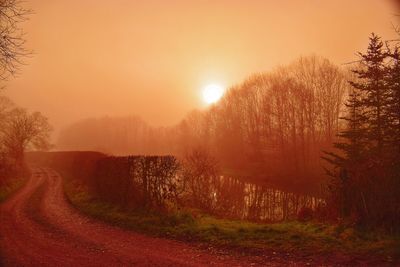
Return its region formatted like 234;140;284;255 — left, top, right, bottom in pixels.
0;0;30;81
386;46;400;155
58;56;348;195
350;34;389;154
181;147;219;211
324;33;400;231
323;87;368;216
0;108;52;168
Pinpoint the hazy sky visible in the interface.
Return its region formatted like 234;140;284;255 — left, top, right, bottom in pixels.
3;0;399;136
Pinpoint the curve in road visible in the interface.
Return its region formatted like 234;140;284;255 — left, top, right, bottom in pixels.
0;168;274;267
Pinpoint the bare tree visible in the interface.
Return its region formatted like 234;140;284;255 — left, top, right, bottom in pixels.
0;0;30;81
57;56;348;195
180;147;220;211
0;108;52;167
0;95;14;179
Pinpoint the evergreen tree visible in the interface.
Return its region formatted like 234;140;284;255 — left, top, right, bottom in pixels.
349;34;388;154
323;87;367;216
323;88;366;166
323;33;392;224
385;44;400;232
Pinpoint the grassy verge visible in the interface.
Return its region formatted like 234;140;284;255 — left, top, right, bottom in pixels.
0;176;27;203
0;174;28;265
63;175;400;261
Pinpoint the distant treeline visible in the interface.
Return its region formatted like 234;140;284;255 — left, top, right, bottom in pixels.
28;151;323;222
58;55;349;195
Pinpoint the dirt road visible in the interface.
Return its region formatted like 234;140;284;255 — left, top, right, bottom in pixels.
1;168;287;267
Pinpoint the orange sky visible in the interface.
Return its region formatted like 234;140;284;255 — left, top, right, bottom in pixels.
3;0;399;137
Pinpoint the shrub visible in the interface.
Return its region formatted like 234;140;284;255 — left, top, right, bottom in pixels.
297;207;313;221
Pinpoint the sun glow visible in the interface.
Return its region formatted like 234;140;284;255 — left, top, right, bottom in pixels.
202;84;224;104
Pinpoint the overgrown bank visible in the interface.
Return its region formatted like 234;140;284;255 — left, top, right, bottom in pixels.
0;171;28;265
63;171;399;264
28;151;323;223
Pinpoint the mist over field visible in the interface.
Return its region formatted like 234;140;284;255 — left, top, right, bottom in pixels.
4;0;398;134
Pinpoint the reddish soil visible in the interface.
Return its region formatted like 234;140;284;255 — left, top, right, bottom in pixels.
0;168;396;266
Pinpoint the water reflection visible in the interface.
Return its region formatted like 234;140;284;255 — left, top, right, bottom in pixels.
207;176;324;222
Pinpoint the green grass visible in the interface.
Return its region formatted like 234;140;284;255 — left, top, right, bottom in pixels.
0;176;27;203
63;176;400;260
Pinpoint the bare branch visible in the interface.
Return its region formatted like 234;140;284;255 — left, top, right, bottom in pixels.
0;0;32;83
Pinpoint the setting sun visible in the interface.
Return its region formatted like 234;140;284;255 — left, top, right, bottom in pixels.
202;84;224;104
